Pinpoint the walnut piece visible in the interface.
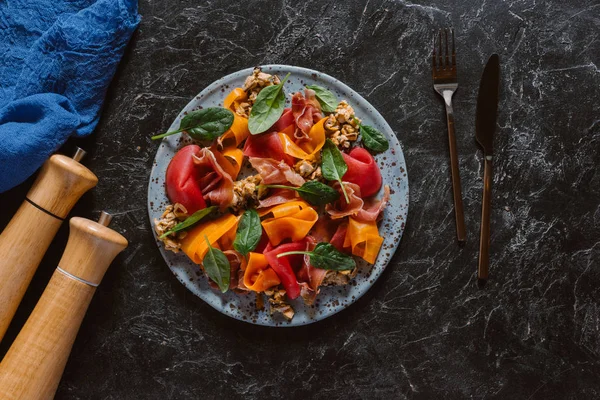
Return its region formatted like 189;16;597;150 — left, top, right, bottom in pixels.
243;67;281;107
264;288;295;320
154;203;189;253
324;101;361;149
231;174;263;213
321;268;359;286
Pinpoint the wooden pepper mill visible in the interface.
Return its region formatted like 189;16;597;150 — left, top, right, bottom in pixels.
0;212;128;400
0;148;97;341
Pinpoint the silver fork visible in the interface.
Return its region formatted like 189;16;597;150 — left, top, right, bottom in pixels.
433;28;466;245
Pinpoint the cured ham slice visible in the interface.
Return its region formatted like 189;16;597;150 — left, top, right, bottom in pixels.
243;131;295;166
258;188;298;209
192;147;235;209
330;222;349;252
325;182;364;219
341;147;382;197
207;250;248;292
295;236;327;305
292;89;323;138
249;157;305;187
356;185;390;222
273;108;294;132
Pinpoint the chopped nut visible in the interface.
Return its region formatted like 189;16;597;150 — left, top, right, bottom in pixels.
325;101;360;149
154;204;188;253
309;166;322;181
243;68;281;108
265;288;295;320
294;159;317;178
235;102;251;118
322;268;358;286
231;174;263;213
324;114;340;132
256;293;265;311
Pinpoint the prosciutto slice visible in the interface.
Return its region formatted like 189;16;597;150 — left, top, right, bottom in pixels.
273;108;294;132
258;188;298;209
243;131;295;166
292;89;323;139
192;147;234;209
330;222;349;252
325;182;364;219
356;185;391;222
294;236;327;305
249;157;305;186
208;250;248;293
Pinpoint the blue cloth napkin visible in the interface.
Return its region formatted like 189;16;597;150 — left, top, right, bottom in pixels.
0;0;140;192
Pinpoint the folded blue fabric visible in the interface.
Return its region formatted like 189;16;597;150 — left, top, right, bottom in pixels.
0;0;140;192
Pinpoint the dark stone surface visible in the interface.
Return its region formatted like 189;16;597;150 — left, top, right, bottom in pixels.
1;0;599;398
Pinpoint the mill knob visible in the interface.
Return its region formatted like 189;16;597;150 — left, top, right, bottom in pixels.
0;148;97;341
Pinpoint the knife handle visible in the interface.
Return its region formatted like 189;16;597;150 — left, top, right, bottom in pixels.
478;157;492;282
445;105;466;244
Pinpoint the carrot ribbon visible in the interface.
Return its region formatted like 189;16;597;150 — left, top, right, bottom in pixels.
343;217;384;264
260;200;318;246
243;252;281;292
180;213;239;263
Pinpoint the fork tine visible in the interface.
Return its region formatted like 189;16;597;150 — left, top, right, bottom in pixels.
432;34;437;70
445;29;450;68
438;30;443;68
451;29;456;67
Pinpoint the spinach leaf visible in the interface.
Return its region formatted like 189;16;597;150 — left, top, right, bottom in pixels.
203;236;230;293
262;181;340;206
233;209;262;256
321;139;349;203
152;107;234;140
277;242;356;271
159;206;218;239
306;85;338;113
359;124;389;153
248;73;291;135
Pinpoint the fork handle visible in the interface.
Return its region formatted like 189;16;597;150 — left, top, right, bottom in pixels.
478;157;492;282
443;93;466;244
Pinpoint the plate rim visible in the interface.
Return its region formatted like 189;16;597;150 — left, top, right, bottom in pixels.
147;64;409;327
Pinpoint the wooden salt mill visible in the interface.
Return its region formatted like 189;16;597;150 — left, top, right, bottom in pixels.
0;212;128;400
0;148;97;341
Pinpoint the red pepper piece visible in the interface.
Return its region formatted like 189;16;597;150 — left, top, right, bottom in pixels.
263;239;310;300
342;147;382;198
165;145;207;213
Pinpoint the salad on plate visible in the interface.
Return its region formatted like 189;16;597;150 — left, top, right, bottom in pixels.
152;67;391;320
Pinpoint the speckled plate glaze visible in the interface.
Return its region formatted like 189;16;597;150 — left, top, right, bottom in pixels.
148;65;408;327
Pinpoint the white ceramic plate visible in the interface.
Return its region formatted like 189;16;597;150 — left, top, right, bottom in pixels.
148;65;409;327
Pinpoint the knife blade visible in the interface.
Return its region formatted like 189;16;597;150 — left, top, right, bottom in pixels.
475;54;500;287
475;54;500;156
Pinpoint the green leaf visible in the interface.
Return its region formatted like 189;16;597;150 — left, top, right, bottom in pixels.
248;73;290;135
203;236;230;293
152;107;234;140
277;243;356;271
321;139;349;203
159;206;218;238
306;85;338;113
233;209;262;256
360;124;390;152
262;181;340;206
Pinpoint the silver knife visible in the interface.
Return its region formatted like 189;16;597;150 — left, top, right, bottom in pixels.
475;54;500;286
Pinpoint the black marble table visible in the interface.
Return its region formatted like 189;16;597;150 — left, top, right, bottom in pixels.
1;0;599;398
